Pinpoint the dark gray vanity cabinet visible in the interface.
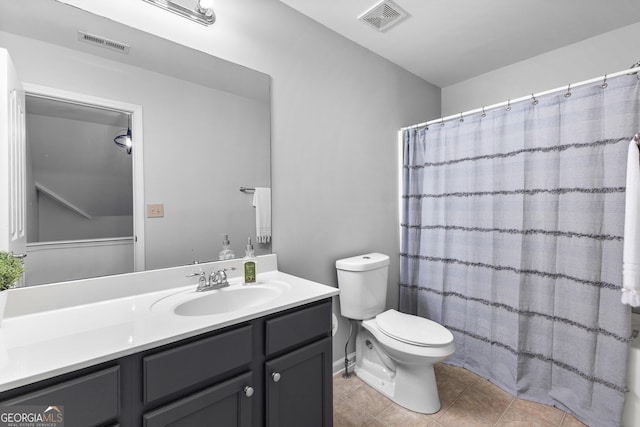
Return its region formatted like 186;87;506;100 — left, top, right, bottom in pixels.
0;298;333;427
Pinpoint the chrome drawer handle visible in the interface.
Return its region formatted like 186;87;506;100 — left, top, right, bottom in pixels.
244;386;254;397
272;372;281;383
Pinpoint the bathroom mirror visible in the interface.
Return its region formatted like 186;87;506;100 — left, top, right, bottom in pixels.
0;0;271;286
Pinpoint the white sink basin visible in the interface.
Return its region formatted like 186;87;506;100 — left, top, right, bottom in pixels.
150;280;291;316
175;286;281;316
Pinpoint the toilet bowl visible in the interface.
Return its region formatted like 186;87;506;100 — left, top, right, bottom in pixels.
356;310;454;413
336;253;455;414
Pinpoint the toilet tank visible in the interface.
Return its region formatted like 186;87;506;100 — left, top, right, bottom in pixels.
336;253;390;320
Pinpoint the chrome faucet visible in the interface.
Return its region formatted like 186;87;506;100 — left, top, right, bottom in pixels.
187;268;236;292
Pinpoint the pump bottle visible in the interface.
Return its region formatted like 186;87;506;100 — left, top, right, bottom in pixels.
243;237;257;284
218;234;235;260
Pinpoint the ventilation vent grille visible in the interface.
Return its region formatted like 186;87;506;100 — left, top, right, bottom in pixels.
358;0;409;32
78;31;131;55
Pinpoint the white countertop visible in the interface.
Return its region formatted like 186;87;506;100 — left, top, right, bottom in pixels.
0;255;339;392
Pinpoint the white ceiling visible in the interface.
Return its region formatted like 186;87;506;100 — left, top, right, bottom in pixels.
280;0;640;87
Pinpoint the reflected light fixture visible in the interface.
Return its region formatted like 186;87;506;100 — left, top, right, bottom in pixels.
114;129;133;155
142;0;216;26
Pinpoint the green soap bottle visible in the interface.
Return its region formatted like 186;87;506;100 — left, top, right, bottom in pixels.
243;237;257;284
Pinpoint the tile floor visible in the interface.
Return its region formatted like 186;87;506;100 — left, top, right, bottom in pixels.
333;363;588;427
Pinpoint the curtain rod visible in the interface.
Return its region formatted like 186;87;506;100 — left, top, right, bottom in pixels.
401;65;640;131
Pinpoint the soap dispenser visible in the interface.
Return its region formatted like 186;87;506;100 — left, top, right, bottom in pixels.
243;237;257;284
218;234;235;260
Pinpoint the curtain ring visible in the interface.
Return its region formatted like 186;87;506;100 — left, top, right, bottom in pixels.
481;106;486;118
440;118;445;127
506;100;511;112
601;74;608;89
564;84;572;98
459;113;464;123
531;93;538;105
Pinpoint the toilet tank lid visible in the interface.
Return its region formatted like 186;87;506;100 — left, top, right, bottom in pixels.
336;253;390;271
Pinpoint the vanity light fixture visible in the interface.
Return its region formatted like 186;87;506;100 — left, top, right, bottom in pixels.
142;0;216;26
114;129;132;155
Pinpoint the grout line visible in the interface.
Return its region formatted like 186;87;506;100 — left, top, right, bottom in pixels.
493;398;515;426
558;412;566;426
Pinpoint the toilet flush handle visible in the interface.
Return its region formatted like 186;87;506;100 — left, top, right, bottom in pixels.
272;372;281;383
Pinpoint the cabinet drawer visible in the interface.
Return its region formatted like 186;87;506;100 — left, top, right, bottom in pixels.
143;371;254;427
265;300;331;356
1;366;120;427
144;325;252;404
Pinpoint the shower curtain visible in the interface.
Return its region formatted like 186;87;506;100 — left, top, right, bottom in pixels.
400;75;640;427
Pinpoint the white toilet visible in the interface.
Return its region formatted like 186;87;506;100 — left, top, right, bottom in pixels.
336;253;455;414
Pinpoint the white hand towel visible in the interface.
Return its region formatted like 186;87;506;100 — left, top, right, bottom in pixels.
253;187;271;244
622;139;640;307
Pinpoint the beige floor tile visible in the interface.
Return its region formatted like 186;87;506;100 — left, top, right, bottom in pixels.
559;413;588;427
348;380;394;418
436;373;470;408
509;398;564;426
469;378;514;404
334;399;377;427
436;363;481;387
374;401;440;427
496;405;557;427
437;401;495;427
334;373;366;400
453;380;513;424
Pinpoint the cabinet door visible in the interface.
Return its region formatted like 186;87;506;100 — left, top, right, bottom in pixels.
265;337;332;427
143;371;254;427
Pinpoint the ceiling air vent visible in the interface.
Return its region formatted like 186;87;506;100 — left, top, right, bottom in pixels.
358;0;409;32
78;31;131;55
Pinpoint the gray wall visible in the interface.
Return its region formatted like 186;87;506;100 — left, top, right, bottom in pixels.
441;22;640;116
237;3;441;362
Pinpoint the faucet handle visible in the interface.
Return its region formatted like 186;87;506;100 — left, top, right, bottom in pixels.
214;269;228;283
195;271;209;291
211;268;235;285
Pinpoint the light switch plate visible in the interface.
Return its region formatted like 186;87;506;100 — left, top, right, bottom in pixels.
147;203;164;218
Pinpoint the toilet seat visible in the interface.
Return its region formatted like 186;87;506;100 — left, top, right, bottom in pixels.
376;309;453;347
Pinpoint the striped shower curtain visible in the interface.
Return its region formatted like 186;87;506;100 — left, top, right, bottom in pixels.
400;75;640;426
